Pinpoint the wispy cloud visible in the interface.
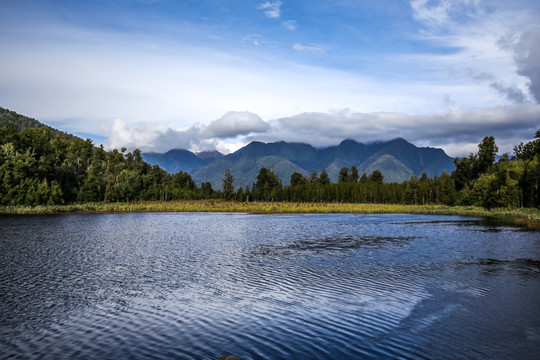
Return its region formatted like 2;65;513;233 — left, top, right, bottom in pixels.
489;81;526;103
408;0;536;104
258;1;282;19
410;0;480;29
292;43;326;55
282;20;296;31
410;0;453;28
243;34;262;46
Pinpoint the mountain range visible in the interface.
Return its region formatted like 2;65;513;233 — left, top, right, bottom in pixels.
142;149;223;175
143;138;455;189
0;106;455;190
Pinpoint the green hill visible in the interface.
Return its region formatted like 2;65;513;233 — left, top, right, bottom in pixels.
0;107;75;140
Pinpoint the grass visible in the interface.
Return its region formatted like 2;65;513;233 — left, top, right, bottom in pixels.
1;200;539;229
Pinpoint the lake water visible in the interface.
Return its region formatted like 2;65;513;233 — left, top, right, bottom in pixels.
0;213;539;359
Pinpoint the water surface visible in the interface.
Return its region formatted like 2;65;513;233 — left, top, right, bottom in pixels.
1;213;539;359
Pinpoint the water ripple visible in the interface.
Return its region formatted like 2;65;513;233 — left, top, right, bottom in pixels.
1;213;539;359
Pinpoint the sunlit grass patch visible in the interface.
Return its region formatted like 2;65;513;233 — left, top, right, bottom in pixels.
1;200;539;229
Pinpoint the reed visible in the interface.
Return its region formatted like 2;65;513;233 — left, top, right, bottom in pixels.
1;200;539;229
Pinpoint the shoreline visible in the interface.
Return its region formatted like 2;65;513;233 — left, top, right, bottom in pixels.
1;200;539;229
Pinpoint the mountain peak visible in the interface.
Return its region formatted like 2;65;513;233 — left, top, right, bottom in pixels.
165;148;196;155
142;139;455;188
339;139;360;146
389;137;410;144
196;150;223;161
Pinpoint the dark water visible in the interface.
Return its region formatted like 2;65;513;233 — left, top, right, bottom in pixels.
1;213;539;360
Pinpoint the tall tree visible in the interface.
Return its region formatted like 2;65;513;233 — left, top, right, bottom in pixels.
348;166;359;183
359;173;368;183
172;171;195;189
254;168;281;201
338;167;349;183
369;170;384;184
318;170;330;185
201;182;213;198
514;129;540;207
474;136;498;177
309;170;318;184
290;172;307;187
222;169;234;200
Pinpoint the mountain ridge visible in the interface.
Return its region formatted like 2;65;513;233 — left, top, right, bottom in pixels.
141;149;223;175
143;138;455;189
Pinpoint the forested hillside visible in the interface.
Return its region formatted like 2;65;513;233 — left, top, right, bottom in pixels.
0;107;74;140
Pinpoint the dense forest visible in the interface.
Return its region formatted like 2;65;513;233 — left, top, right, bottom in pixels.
0;108;538;209
0;122;214;205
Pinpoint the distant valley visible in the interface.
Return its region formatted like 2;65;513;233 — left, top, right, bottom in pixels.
142;138;455;189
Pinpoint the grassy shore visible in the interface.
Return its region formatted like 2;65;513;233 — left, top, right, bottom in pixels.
1;200;539;229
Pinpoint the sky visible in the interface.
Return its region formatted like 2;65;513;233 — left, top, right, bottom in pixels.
1;0;540;157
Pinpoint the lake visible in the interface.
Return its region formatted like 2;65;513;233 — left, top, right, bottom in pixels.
0;213;539;359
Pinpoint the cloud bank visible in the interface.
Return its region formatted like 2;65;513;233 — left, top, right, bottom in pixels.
107;105;540;157
106;111;270;153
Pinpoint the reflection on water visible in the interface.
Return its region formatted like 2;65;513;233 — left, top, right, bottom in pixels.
476;258;540;279
250;234;416;257
0;213;539;360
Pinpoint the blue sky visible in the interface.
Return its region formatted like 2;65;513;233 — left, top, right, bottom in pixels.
1;0;539;156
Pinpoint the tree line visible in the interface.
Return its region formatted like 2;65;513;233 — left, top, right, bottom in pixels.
1;121;539;209
225;131;540;209
0;123;216;205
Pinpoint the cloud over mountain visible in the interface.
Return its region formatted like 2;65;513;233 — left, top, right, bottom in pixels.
250;105;540;156
106;111;271;153
200;111;269;139
107;104;540;157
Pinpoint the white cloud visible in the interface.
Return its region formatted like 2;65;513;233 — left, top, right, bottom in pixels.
292;43;326;55
6;22;484;132
200;111;270;138
105;111;270;153
104;105;540;157
410;0;453;28
410;0;480;29
243;34;262;46
251;105;540;157
512;27;540;103
408;0;536;104
282;20;296;31
258;1;282;19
